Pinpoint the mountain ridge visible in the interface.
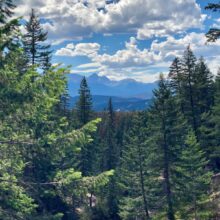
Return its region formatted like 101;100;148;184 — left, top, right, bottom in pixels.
69;95;152;112
68;73;157;99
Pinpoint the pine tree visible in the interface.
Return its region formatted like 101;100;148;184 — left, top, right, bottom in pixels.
75;77;94;176
104;98;120;220
0;0;19;66
105;98;117;170
118;113;155;220
180;46;199;137
75;76;93;127
194;57;214;115
0;0;15;24
200;69;220;171
57;83;70;118
149;74;189;220
23;9;52;70
175;131;213;219
168;57;184;113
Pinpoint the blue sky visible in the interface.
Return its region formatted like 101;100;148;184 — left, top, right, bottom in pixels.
16;0;220;82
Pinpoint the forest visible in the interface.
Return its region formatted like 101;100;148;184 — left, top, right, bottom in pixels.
0;0;220;219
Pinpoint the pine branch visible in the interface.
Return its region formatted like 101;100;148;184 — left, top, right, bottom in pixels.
0;140;35;145
205;3;220;12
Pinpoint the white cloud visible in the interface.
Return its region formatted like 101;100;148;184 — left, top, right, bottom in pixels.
76;62;101;69
56;33;220;82
71;68;102;74
150;32;220;74
16;0;204;42
212;18;220;29
55;43;100;57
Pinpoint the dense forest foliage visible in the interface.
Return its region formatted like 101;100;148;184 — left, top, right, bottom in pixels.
0;1;220;219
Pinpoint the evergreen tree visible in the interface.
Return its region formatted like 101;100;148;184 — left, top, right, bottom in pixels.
0;0;15;24
0;0;19;66
75;76;93;127
75;77;94;176
57;82;70;118
118;113;156;220
149;74;189;220
194;57;214;115
169;49;215;149
200;70;220;171
175;131;213;219
168;57;184;113
23;9;52;70
105;98;117;170
180;46;199;137
104;98;120;220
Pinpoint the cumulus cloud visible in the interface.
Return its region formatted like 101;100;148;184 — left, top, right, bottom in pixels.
15;0;204;42
150;32;220;73
56;33;220;82
55;43;100;57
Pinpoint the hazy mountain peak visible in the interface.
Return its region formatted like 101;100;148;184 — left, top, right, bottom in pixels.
68;73;157;99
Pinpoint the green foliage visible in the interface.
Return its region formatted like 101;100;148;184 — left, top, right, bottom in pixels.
205;2;220;42
75;77;93;127
23;9;52;70
200;70;220;171
118;113;156;220
175;131;213;219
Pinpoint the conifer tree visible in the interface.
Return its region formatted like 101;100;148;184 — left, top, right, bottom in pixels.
75;76;93;127
194;57;214;115
200;70;220;171
75;77;94;176
105;98;117;170
0;0;15;24
118;113;155;220
149;74;189;220
168;57;184;113
57;83;70;118
175;131;212;219
103;98;120;220
180;46;199;136
169;49;214;140
23;9;52;70
0;0;19;66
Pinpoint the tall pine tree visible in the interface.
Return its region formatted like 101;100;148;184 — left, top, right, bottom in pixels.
118;113;156;220
23;9;52;70
194;57;214;115
180;46;199;136
104;98;120;220
200;69;220;171
175;131;213;219
0;0;15;23
168;57;184;113
75;77;94;176
75;76;93;127
149;74;190;220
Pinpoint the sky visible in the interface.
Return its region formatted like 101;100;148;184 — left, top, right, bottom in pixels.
15;0;220;82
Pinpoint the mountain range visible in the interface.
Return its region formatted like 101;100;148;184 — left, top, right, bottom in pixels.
67;74;157;111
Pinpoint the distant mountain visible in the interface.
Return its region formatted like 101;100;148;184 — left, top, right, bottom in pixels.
70;95;152;112
68;73;157;99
